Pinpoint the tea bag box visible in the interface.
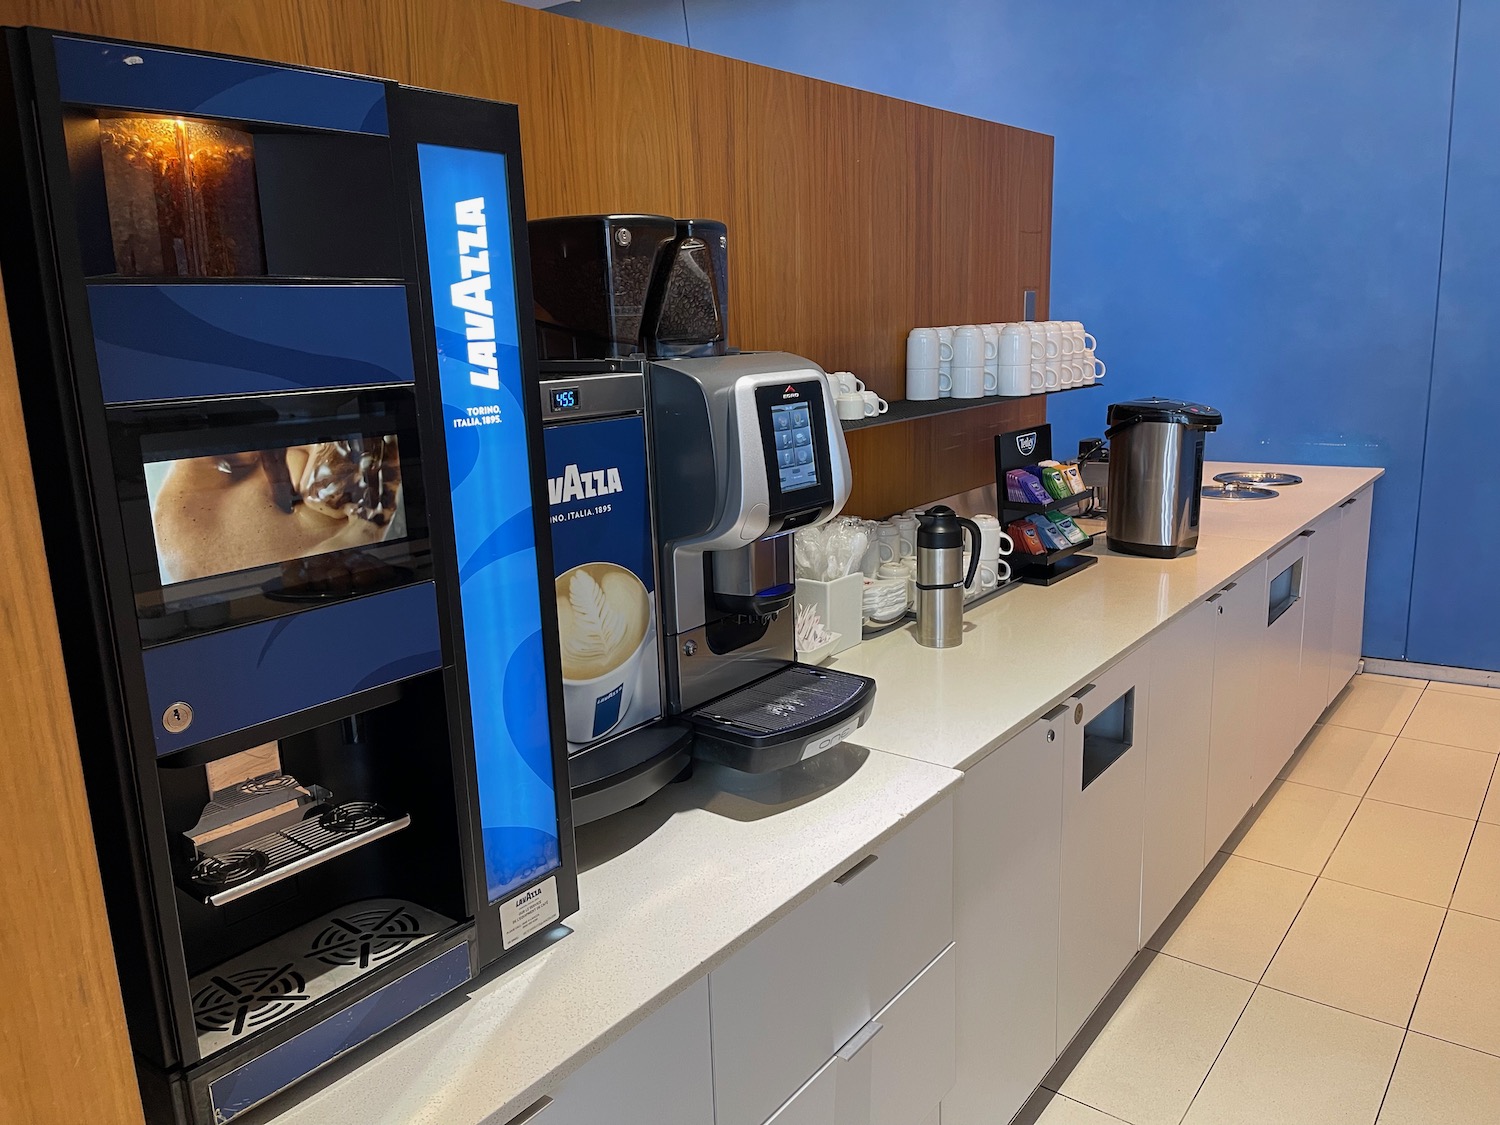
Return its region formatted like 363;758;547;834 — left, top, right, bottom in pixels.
0;29;576;1124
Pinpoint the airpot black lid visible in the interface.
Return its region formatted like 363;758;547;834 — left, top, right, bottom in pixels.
1106;397;1223;429
917;505;965;548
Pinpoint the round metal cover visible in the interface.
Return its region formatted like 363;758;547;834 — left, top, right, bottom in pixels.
1202;483;1278;500
1212;471;1303;487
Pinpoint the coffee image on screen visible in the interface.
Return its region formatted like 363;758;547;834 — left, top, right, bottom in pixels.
144;435;406;585
556;563;649;681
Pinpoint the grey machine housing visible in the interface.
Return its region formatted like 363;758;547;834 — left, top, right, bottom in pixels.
649;351;856;722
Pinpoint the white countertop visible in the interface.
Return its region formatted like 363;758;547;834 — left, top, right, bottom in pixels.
255;461;1377;1125
255;746;959;1125
828;462;1383;772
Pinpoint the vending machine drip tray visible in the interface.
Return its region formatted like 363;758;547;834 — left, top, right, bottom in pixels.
189;898;457;1058
188;802;410;906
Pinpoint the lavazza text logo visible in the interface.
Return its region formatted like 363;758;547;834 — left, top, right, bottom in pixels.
450;197;501;391
549;463;624;506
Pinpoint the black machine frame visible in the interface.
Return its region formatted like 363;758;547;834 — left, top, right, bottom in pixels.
0;27;578;1124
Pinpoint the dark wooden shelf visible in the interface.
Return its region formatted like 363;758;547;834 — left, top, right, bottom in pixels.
841;382;1104;432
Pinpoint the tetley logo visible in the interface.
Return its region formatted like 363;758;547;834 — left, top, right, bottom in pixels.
549;463;624;505
449;197;500;391
1016;432;1039;457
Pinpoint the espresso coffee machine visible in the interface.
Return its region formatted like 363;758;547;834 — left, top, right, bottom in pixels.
650;352;876;771
531;215;873;779
0;30;576;1123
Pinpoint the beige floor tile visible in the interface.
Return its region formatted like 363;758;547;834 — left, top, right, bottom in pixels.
1402;691;1500;753
1152;855;1314;981
1279;725;1395;795
1483;781;1500;826
1413;911;1500;1057
1364;738;1497;819
1453;822;1500;923
1262;880;1443;1025
1325;677;1425;737
1180;987;1403;1125
1426;680;1500;700
1360;672;1430;689
1056;954;1253;1125
1030;1092;1131;1125
1378;1032;1500;1125
1230;781;1360;875
1322;799;1474;906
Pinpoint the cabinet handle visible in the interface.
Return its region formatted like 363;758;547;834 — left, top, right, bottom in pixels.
1222;581;1237;593
837;1020;885;1061
1300;528;1317;537
1340;497;1359;509
835;854;879;885
1207;593;1223;603
1044;703;1070;722
506;1096;553;1125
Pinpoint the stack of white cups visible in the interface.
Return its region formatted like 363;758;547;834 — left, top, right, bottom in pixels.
907;321;1106;398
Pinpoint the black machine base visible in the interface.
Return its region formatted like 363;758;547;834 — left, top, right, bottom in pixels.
1106;537;1199;559
1019;551;1100;586
685;663;876;773
569;722;695;825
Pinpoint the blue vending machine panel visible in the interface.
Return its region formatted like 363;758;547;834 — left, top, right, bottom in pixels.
416;143;563;903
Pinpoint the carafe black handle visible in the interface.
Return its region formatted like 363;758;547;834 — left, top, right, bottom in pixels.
960;517;982;589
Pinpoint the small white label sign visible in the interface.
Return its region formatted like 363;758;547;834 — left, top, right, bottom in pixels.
499;875;560;949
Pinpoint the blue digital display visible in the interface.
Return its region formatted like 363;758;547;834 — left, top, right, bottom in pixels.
550;387;580;411
416;143;562;904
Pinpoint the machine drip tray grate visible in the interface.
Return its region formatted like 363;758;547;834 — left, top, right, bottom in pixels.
188;802;409;907
692;664;870;737
1212;470;1303;487
189;898;456;1058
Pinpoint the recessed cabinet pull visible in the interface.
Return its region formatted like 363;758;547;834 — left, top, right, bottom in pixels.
1073;683;1097;700
1300;528;1317;537
1222;581;1237;593
834;853;879;885
1207;593;1223;603
1340;497;1359;508
1044;703;1070;722
836;1019;885;1061
507;1095;554;1125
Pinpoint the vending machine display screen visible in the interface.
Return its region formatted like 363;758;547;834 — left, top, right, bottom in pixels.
770;402;819;493
549;387;580;412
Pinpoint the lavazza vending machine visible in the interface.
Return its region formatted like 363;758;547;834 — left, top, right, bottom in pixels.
0;29;578;1124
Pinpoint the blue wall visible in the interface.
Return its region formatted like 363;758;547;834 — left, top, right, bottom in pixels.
561;0;1490;670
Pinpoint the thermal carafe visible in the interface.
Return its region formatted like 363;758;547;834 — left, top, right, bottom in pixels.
914;506;981;648
1105;398;1223;557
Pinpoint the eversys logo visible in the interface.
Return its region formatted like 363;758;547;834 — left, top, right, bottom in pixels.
548;463;624;506
450;197;500;391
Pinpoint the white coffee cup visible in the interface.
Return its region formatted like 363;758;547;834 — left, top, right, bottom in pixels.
997;362;1030;396
980;325;1001;394
972;514;1015;561
557;563;652;744
833;371;865;396
892;514;918;557
1043;359;1062;391
837;393;865;420
877;558;915;581
951;364;986;399
907;328;942;370
907;365;941;400
1064;321;1097;354
860;389;889;416
861;538;896;577
952;325;987;369
1044;322;1073;360
995;557;1012;584
1083;348;1106;383
998;323;1041;366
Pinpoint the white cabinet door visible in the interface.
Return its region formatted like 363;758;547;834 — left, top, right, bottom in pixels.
867;944;957;1125
540;978;713;1125
945;708;1065;1125
1203;562;1268;859
1058;647;1151;1047
1256;537;1311;794
765;1058;839;1125
1141;598;1216;943
709;800;954;1125
1329;487;1374;702
1298;513;1342;734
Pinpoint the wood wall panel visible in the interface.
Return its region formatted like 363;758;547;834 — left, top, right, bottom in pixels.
0;2;1051;1113
0;272;143;1125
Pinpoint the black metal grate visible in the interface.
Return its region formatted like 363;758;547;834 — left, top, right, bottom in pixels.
319;802;390;834
192;849;268;888
307;904;431;969
192;965;310;1036
695;665;866;735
